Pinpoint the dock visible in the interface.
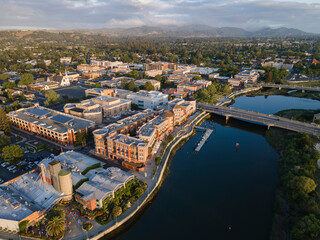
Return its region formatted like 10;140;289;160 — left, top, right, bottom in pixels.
195;128;214;152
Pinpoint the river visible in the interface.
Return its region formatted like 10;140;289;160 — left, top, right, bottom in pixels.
107;95;320;240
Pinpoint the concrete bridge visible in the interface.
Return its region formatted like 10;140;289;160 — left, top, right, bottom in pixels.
198;103;320;137
258;83;320;92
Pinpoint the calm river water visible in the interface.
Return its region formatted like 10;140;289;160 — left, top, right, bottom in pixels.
107;95;320;240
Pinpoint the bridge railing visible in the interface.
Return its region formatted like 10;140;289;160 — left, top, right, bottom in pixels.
198;103;320;129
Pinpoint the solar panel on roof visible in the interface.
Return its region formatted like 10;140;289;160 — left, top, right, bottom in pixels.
27;108;50;117
51;114;73;124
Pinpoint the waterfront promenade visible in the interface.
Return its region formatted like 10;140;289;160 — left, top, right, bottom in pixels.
198;103;320;136
63;111;208;240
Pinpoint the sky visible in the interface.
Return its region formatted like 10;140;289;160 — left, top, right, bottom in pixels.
0;0;320;33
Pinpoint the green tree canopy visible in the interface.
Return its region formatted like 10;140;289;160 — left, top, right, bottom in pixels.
144;81;155;91
0;106;11;133
192;76;202;80
112;206;122;218
46;216;66;237
291;214;320;240
2;144;23;163
19;73;34;86
75;130;87;146
2;82;16;89
0;135;10;147
291;176;317;200
0;73;10;81
126;80;138;92
19;220;30;233
44;90;60;105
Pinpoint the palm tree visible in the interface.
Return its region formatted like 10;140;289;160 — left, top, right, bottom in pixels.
46;216;65;237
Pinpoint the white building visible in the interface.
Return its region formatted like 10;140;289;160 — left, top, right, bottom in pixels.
127;91;168;109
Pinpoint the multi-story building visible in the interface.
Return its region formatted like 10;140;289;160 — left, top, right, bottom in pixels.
93;109;156;154
138;115;172;147
177;82;203;93
8;105;95;145
77;64;101;72
145;70;163;77
60;57;72;64
64;96;131;124
85;88;132;99
144;62;177;71
163;99;197;126
135;79;161;90
106;134;148;164
127;91;168;109
28;81;60;91
234;70;260;83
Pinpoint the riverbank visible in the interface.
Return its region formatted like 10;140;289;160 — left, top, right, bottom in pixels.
245;87;320;101
275;109;320;123
266;129;320;240
84;112;209;240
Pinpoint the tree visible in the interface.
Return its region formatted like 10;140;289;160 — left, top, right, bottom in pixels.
144;81;155;91
19;73;34;86
112;206;122;218
19;220;29;233
291;176;317;200
0;106;11;133
120;79;127;89
155;157;162;165
134;186;144;197
267;71;273;82
46;216;66;238
0;135;11;147
75;130;87;146
0;73;10;81
126;80;138;92
192;76;202;81
2;145;23;163
291;214;320;240
2;82;16;89
44;90;60;105
46;207;65;221
131;103;139;110
167;134;174;142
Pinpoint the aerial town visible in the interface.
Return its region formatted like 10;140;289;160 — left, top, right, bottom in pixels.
0;21;319;240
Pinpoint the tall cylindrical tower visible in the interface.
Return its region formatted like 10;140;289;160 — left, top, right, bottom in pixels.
58;169;73;201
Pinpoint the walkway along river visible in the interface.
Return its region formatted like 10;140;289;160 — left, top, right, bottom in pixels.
115;95;320;240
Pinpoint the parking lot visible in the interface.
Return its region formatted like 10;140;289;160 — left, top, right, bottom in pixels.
55;85;88;99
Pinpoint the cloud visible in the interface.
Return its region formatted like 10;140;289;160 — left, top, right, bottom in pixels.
0;0;319;33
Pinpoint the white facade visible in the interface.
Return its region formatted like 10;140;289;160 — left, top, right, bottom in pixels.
127;91;168;109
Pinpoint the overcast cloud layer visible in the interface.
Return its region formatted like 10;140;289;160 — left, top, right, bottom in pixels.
0;0;320;33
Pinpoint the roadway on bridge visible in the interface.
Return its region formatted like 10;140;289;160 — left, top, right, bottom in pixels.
198;103;320;137
258;83;320;92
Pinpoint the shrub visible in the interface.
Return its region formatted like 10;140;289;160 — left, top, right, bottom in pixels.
155;157;162;165
19;220;29;233
81;163;101;175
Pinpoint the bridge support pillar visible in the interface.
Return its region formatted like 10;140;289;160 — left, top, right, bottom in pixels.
267;125;271;130
226;115;230;123
302;89;305;93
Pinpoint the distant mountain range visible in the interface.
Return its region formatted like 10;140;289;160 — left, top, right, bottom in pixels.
71;25;315;38
0;25;315;44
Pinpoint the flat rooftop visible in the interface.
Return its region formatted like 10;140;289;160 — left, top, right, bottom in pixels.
8;106;95;133
127;90;168;99
77;167;134;201
93;109;154;136
139;116;166;137
39;151;101;186
0;171;63;221
111;134;147;147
